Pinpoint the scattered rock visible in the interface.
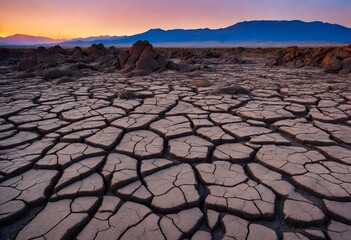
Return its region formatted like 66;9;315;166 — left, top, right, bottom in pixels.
47;45;66;54
43;68;76;80
177;63;195;72
323;55;342;73
68;63;98;71
192;79;211;87
86;43;107;56
118;89;137;99
341;57;351;73
18;59;38;72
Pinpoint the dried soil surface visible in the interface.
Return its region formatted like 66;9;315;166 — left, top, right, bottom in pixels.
0;46;351;240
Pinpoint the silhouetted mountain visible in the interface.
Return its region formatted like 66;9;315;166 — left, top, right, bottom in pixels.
2;20;351;46
60;20;351;46
62;35;127;46
105;21;351;45
219;20;350;43
0;34;60;46
71;35;112;41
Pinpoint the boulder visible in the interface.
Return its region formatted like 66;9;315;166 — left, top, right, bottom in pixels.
37;55;58;69
322;55;342;73
283;46;298;62
115;50;130;70
118;89;137;99
177;63;195;73
47;45;65;55
34;46;47;54
70;47;87;59
107;46;120;57
166;61;178;70
342;57;351;73
208;84;251;95
18;59;38;72
192;79;212;88
68;63;98;71
115;40;193;76
87;43;107;56
43;68;75;80
115;40;162;76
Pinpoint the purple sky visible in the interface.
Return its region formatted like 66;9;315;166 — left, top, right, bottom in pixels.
1;0;350;39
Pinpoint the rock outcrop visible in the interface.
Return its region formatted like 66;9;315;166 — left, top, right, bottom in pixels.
271;44;351;74
115;40;193;76
86;43;107;56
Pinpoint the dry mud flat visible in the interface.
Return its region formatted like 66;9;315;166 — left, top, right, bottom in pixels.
0;47;351;240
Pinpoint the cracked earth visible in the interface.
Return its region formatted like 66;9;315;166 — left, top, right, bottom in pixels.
0;53;351;240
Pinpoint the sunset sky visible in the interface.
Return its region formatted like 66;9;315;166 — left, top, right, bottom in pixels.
0;0;350;39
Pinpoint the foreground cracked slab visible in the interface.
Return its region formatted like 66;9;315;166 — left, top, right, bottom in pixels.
292;161;351;200
145;164;200;212
221;214;277;240
35;142;105;169
16;197;99;240
0;138;55;179
222;122;272;140
256;145;326;175
248;162;326;227
213;143;254;163
205;180;276;219
195;161;248;187
85;126;123;150
0;131;40;149
169;135;213;162
1;51;351;240
116;130;164;159
236;100;296;123
150;116;193;139
278;122;335;145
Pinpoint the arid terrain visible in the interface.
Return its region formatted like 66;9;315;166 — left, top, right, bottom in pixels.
0;42;351;240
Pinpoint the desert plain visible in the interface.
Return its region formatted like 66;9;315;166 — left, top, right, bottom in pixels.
0;41;351;240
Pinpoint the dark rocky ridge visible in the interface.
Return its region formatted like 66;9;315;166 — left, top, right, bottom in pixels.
270;44;351;74
1;42;351;84
0;41;198;80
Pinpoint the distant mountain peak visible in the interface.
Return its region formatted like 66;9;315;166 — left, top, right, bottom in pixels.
1;33;56;39
1;20;350;46
146;28;165;33
0;34;60;46
225;19;346;28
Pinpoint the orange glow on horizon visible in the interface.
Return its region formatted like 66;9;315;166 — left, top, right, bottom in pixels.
1;0;350;39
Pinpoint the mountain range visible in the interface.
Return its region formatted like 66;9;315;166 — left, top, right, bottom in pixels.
1;20;351;47
0;34;61;46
